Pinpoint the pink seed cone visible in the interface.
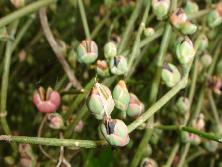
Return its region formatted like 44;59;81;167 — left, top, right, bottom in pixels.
33;89;61;113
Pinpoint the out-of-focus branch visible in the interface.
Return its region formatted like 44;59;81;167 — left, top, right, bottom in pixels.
39;7;82;89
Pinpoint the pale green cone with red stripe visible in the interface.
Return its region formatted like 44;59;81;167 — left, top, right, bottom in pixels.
77;40;98;64
87;83;114;120
100;119;130;147
109;56;128;75
161;63;181;87
112;80;130;112
126;93;144;118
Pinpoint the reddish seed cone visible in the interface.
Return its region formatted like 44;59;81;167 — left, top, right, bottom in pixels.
33;87;61;113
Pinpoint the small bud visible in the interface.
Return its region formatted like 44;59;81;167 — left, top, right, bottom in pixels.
47;113;64;129
200;53;212;68
207;10;222;28
180;21;197;35
176;37;195;64
208;76;222;95
87;83;115;120
161;63;181;87
74;120;84;133
192;113;205;131
100;119;130;146
10;0;25;8
104;41;117;59
4;156;15;166
18;49;27;62
144;27;155;37
195;34;208;52
109;56;128;75
184;1;199;16
126;93;144;118
170;8;188;28
0;27;10;41
176;96;190;114
33;87;61;113
180;131;201;145
112;80;130;111
152;0;170;20
203;140;218;153
77;40;98;64
96;60;110;77
140;158;157;167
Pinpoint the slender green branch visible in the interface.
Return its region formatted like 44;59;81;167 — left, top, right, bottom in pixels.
0;135;107;148
91;12;111;39
177;144;190;167
118;0;143;54
77;0;91;39
127;0;151;70
128;77;188;133
163;143;180;167
0;0;56;28
11;16;35;52
156;124;222;143
188;9;210;20
208;91;220;128
0;21;19;155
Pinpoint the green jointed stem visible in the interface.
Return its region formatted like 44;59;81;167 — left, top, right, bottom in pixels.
177;144;191;167
78;0;91;39
127;0;151;71
118;0;143;54
11;16;35;52
0;21;19;155
128;77;188;133
208;91;220;128
0;135;107;148
0;0;56;28
91;12;111;39
1;125;221;148
164;143;180;167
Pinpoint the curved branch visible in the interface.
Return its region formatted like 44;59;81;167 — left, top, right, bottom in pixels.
39;7;82;89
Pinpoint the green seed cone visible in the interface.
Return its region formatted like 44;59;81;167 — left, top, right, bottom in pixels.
104;41;117;59
208;10;222;28
176;37;195;64
176;96;190;115
96;60;110;77
152;0;170;20
100;119;130;147
126;93;144;118
112;80;130;111
87;83;114;120
77;40;98;64
161;63;181;87
110;56;128;75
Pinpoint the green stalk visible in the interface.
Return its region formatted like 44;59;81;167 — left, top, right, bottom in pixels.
127;0;151;71
91;12;111;39
156;125;222;143
188;9;210;20
77;0;91;39
11;16;35;52
0;0;56;28
0;21;19;155
0;135;107;148
118;0;143;54
128;76;188;133
163;143;180;167
1;124;221;148
208;91;220;129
